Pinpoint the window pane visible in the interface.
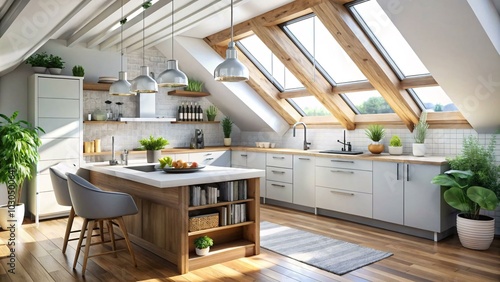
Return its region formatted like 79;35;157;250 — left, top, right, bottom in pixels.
342;91;394;114
239;35;303;90
413;87;457;112
284;16;367;83
289;96;332;116
352;1;429;77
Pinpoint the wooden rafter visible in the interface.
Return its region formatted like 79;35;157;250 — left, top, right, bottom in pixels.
312;1;421;131
250;20;356;129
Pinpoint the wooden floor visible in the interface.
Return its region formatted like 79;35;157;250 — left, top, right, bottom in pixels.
0;204;499;282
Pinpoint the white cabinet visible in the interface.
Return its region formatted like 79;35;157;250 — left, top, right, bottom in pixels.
293;155;315;207
28;74;83;222
231;151;266;197
372;161;404;225
189;151;230;167
266;153;293;203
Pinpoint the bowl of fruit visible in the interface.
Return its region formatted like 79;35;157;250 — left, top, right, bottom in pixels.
159;156;205;173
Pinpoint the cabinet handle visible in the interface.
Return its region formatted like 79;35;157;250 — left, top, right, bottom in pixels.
271;183;286;188
204;153;212;156
406;164;410;182
396;163;399;181
271;170;285;174
329;190;355;196
298;157;310;160
330;160;354;163
241;154;248;157
273;156;285;159
205;157;214;160
330;170;354;174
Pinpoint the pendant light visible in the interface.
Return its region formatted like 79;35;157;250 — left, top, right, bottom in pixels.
131;0;158;93
157;0;188;87
214;0;249;82
110;0;134;96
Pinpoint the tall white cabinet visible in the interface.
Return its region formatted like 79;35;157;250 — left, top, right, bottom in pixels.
28;74;83;222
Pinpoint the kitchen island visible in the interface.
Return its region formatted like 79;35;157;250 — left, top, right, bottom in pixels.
82;163;264;274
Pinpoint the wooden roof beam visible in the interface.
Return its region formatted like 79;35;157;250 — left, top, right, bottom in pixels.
250;20;356;129
312;1;420;131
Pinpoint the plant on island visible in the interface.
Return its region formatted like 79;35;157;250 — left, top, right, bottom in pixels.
194;235;213;250
139;135;169;150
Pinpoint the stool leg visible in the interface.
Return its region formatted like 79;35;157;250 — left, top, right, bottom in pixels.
116;217;137;267
98;220;105;243
107;219;117;257
62;207;75;254
73;218;88;269
82;220;96;276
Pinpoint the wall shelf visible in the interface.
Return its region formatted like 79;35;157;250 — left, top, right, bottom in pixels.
170;121;219;124
83;120;127;124
168;90;210;97
83;82;111;91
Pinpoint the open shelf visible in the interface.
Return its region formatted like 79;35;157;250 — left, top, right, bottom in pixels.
188;199;254;211
168;90;210;97
83;120;127;124
170;121;219;124
188;239;255;270
188;221;255;237
83;82;111;91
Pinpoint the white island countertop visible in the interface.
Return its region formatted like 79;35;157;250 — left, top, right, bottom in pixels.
82;162;265;188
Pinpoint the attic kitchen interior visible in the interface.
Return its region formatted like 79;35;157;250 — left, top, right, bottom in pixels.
0;0;499;280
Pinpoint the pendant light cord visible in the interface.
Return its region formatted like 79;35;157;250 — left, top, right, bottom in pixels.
171;0;174;59
230;0;234;43
120;0;124;71
142;0;146;66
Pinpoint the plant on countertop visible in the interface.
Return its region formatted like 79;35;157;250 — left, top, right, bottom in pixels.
139;135;169;150
194;235;213;249
47;54;65;69
72;65;85;77
413;111;428;143
389;135;402;147
185;78;203;92
25;52;49;67
0;111;45;205
222;116;233;138
365;124;385;142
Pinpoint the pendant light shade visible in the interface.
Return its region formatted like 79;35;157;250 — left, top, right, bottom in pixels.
110;0;134;96
214;0;249;82
132;0;158;93
157;0;188;87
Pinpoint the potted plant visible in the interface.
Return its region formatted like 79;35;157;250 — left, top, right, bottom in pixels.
221;116;233;147
206;105;217;121
72;65;85;77
25;52;49;73
185;78;203;92
194;235;213;256
431;135;500;250
139;135;169;163
388;135;403;155
0;111;44;229
365;124;385;154
47;54;65;74
412;111;428;156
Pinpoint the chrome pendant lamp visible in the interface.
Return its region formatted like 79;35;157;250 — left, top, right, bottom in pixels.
131;0;158;93
214;0;249;82
157;0;188;87
110;0;134;96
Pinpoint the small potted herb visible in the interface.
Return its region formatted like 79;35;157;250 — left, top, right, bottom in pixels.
47;54;65;74
221;116;233;147
388;135;403;155
139;135;169;163
185;78;204;92
72;65;85;77
206;105;218;121
25;52;49;73
365;124;385;154
412;111;429;156
194;235;213;256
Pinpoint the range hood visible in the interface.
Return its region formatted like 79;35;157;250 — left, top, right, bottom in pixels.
119;93;176;122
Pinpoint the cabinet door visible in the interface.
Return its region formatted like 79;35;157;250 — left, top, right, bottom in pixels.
231;150;248;167
293;155;315;207
373;161;404;224
246;152;266;197
404;163;443;232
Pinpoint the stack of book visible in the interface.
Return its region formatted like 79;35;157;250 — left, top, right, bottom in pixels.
189;180;248;207
219;203;246;226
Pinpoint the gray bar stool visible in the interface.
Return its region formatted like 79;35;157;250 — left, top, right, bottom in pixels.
67;173;138;275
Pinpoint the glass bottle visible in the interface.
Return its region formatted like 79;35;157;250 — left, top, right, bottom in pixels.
105;100;113;121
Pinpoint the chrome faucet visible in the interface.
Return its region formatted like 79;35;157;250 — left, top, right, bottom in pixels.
109;136;118;165
337;130;352;152
292;122;311;150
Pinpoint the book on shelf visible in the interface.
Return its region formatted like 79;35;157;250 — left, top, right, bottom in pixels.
190;180;248;207
227;203;247;225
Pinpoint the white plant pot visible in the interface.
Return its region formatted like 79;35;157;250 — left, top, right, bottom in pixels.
456;213;495;250
32;66;47;73
0;203;25;230
48;68;62;75
412;143;426;157
388;146;403;155
224;138;231;147
195;247;210;256
146;150;162;163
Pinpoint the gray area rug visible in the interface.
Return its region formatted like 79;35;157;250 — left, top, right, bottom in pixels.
260;221;393;275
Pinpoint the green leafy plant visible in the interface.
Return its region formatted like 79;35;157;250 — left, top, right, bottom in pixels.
413;111;428;143
185;78;204;92
206;105;217;116
47;54;65;69
139;135;169;150
194;235;213;249
389;135;402;147
142;0;152;9
25;52;49;67
72;65;85;77
364;124;385;142
221;116;233;138
0;111;45;204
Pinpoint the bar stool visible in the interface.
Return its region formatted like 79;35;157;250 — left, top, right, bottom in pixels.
67;173;138;275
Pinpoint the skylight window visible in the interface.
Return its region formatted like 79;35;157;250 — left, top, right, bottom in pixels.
342;91;394;114
411;87;457;112
282;14;367;84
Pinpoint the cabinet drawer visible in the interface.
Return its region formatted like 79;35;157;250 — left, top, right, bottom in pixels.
266;153;292;168
39;118;80;138
266;167;292;183
316;157;372;171
39;77;80;99
316;167;372;193
266;181;292;203
189;151;228;166
39;98;80;118
316;187;372;218
40;138;80;160
36;159;79;173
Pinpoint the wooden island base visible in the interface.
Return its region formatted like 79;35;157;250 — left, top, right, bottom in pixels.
89;170;260;274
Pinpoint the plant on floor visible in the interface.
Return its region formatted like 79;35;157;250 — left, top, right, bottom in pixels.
25;52;49;67
222;116;233;138
364;124;385;142
194;235;213;249
139;135;169;150
0;111;44;204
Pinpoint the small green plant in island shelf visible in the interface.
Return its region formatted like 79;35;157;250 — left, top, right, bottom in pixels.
365;124;385;154
194;235;213;256
206;105;218;121
139;135;169;163
388;135;403;155
222;116;233;147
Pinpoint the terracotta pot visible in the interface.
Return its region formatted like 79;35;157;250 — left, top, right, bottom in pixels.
146;150;162;163
456;213;495;250
388;146;403;155
368;142;384;154
195;247;209;256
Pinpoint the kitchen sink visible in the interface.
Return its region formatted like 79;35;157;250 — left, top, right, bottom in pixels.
125;164;158;172
318;149;363;155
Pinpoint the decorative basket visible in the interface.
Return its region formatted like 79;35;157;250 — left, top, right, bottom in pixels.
189;213;219;232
